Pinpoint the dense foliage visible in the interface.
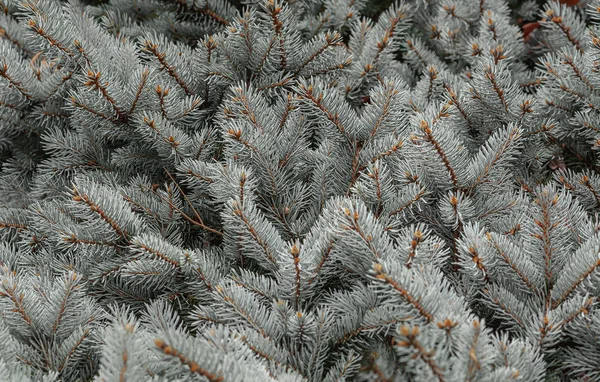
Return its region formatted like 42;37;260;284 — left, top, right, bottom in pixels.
1;0;600;380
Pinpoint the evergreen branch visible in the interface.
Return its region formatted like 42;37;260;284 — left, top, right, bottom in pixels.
156;87;170;118
173;98;203;120
335;317;410;348
388;181;427;217
556;298;593;329
359;355;391;382
547;134;600;174
128;67;150;115
478;200;518;220
0;27;33;55
297;82;347;136
69;95;115;121
206;71;235;82
581;120;600;135
444;84;473;132
0;99;18;109
349;141;364;191
236;336;280;379
51;273;78;336
163;168;223;236
544;99;572;113
486;233;539;296
0;221;28;231
394;326;445;382
0;278;33;327
154;339;224;381
482;289;526;329
442;4;469;24
405;39;428;68
544;9;583;53
230;86;265;132
556;174;576;191
231;200;278;266
369;139;404;164
310;13;331;37
306;240;334;286
367;87;396;141
278;94;294;131
372;8;408;65
121;194;161;222
425;67;438;105
143;40;194;95
483;66;509;113
370;166;384;218
26;19;74;57
310;59;352;77
71;187;129;240
290;244;301;308
83;70;128;122
132;242;179;267
265;0;287;70
372;263;434;322
253;36;277;78
143;178;222;237
465;320;482;380
58;329;90;372
562;53;594;91
467;247;490;283
0;62;33;100
552;262;599;308
226;130;279;197
532;193;557;308
184;169;215;184
214;285;270;338
419;119;460;189
405;230;423;269
469;125;521;190
340;206;382;259
580;175;600;207
72;39;92;68
257;77;293;92
42;71;73;102
293;31;343;77
557;83;588;103
175;0;230;26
